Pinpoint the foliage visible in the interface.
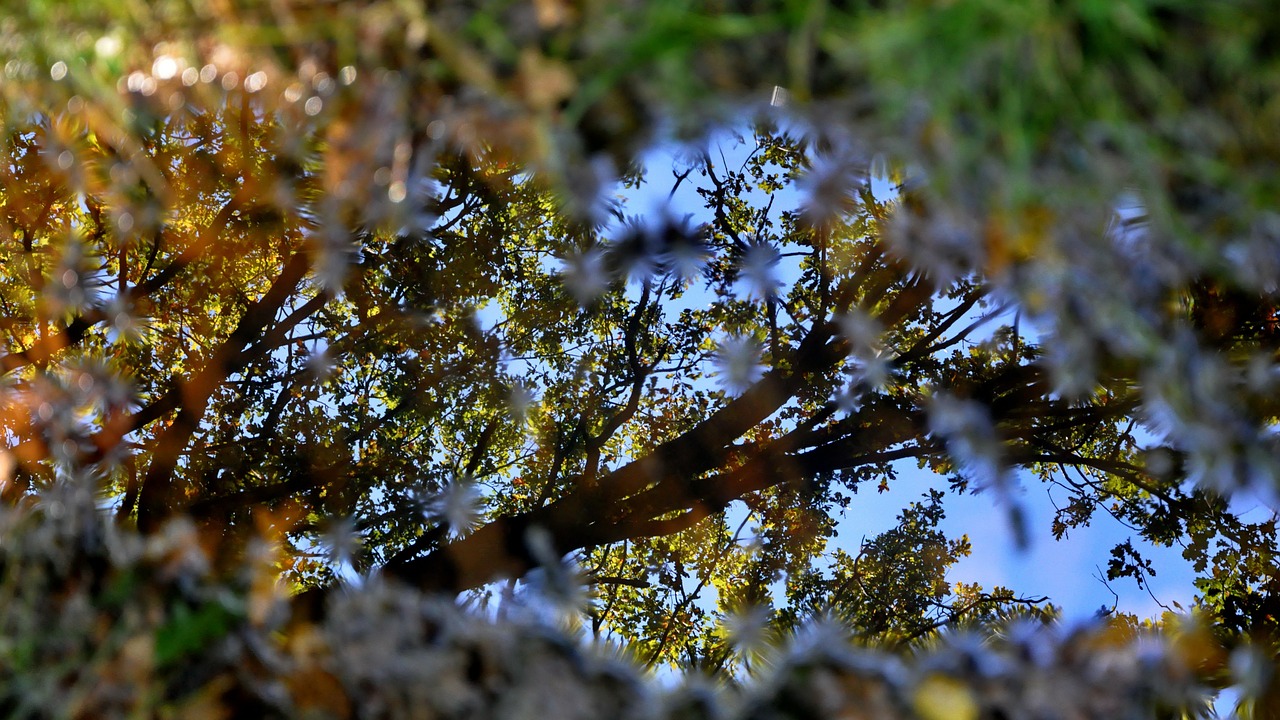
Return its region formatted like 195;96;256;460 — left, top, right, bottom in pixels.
0;0;1278;716
0;497;1219;716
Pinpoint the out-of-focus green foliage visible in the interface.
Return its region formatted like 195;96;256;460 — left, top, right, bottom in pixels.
0;497;1221;716
1;0;1278;716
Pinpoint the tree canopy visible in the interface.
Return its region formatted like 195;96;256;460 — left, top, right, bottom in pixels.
1;0;1278;717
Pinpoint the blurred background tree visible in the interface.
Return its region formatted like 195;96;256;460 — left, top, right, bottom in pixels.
0;0;1277;716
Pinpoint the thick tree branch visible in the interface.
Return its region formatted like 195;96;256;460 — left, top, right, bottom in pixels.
379;279;934;594
135;250;314;531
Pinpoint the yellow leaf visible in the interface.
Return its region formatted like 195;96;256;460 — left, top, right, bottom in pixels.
912;675;978;720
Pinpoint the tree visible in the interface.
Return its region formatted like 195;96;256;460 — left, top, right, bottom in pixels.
0;0;1278;716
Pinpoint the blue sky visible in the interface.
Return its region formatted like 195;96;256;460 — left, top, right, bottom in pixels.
840;460;1197;622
